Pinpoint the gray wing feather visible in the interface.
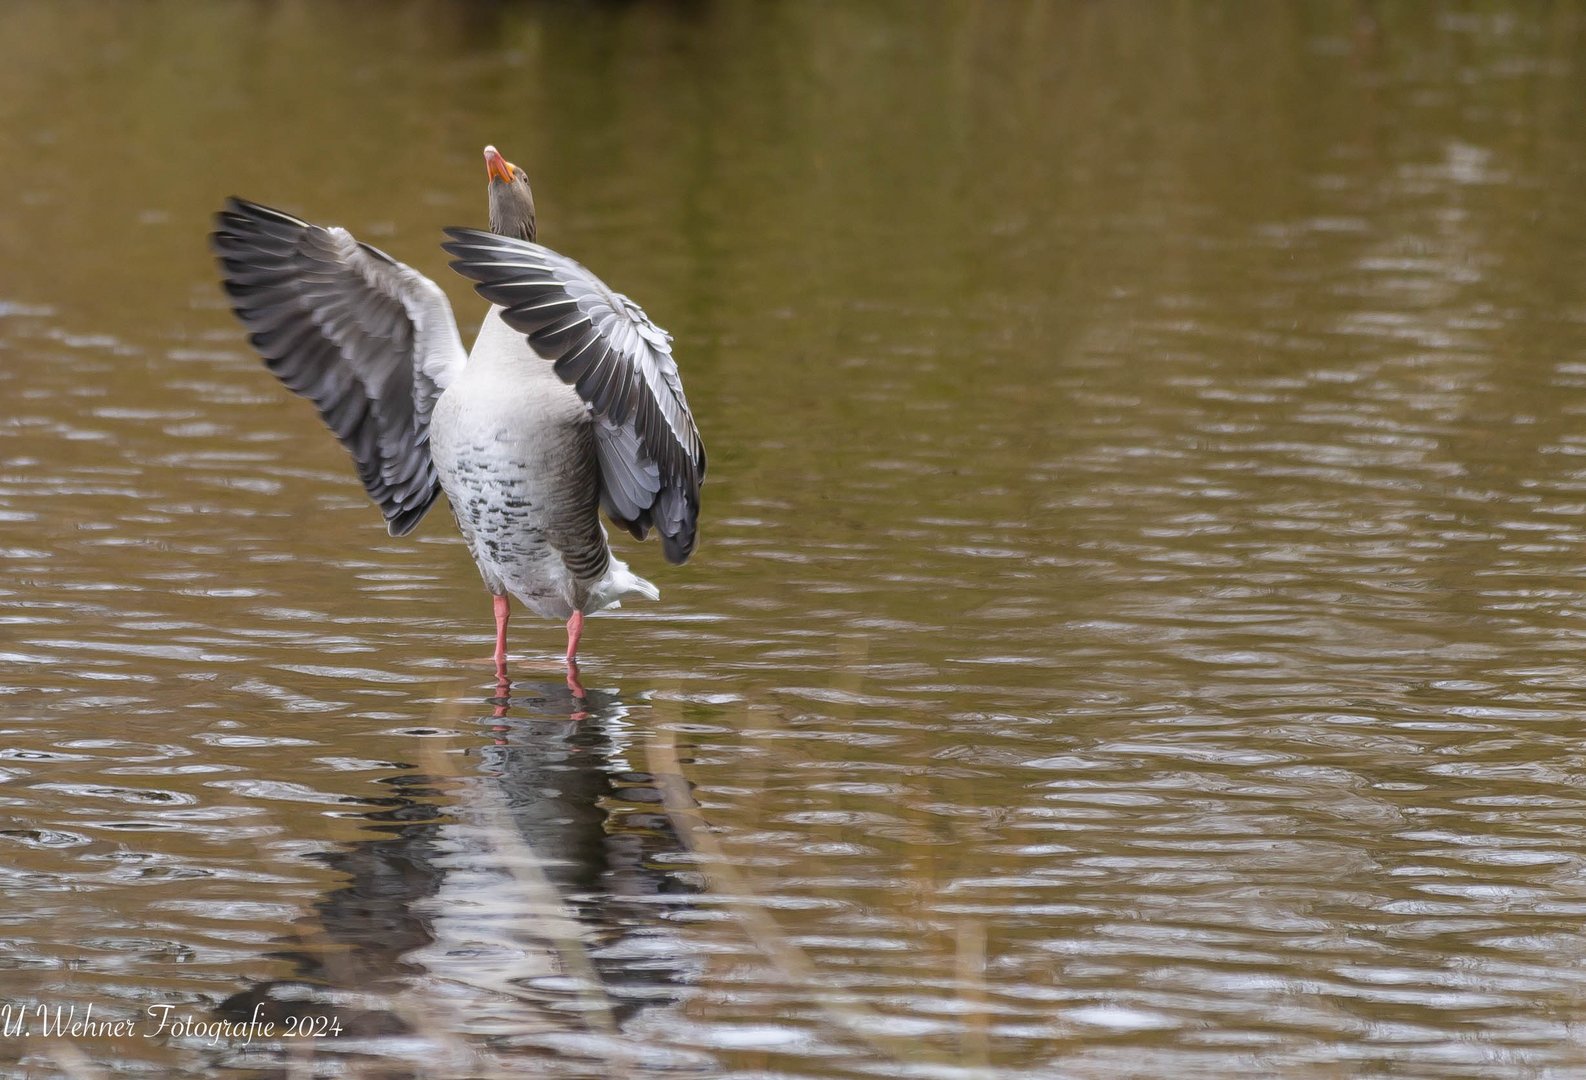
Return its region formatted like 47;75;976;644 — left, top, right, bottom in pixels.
211;198;467;536
440;228;706;563
595;416;661;521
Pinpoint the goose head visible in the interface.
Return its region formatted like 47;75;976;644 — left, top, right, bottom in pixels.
484;145;537;243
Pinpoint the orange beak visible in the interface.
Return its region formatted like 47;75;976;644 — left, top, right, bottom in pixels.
484;145;515;184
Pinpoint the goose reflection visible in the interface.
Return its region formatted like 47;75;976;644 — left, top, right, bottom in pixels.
218;677;699;1053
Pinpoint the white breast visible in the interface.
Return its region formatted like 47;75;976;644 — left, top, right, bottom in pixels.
430;308;604;619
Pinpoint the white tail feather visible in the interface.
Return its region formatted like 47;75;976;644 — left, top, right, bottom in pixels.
587;556;659;613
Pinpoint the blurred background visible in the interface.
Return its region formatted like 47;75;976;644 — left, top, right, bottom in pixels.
7;1;1586;1076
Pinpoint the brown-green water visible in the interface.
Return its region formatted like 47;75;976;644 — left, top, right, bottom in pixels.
6;2;1586;1076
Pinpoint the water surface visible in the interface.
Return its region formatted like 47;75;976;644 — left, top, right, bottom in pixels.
6;2;1586;1076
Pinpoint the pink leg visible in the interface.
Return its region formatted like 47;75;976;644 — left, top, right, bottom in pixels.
565;610;585;697
493;594;510;681
564;610;585;663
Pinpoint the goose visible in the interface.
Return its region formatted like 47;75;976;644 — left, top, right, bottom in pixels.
210;146;706;695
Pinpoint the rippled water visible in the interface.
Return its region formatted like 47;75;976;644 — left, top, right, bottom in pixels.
7;1;1586;1076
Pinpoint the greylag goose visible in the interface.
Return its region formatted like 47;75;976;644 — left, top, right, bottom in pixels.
210;146;706;694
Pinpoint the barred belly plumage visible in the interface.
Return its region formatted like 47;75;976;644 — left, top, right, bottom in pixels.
430;312;610;621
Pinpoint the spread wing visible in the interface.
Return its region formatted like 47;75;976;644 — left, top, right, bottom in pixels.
211;198;468;536
441;228;706;563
